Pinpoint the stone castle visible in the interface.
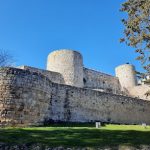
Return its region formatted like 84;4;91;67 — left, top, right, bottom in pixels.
0;49;150;126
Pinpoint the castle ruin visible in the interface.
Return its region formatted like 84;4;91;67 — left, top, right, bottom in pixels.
0;49;150;126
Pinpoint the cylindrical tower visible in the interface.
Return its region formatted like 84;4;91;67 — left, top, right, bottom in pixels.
47;49;84;87
115;64;137;90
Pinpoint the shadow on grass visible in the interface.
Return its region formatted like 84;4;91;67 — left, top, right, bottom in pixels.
41;122;96;127
0;128;150;147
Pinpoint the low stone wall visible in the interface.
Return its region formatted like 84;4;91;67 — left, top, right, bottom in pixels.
1;144;150;150
1;67;150;126
0;144;150;150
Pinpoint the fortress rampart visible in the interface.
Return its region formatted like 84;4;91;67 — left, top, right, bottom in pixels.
0;68;52;126
18;66;65;84
83;68;122;94
0;49;150;126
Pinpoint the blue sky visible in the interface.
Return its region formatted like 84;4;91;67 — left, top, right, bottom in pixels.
0;0;142;75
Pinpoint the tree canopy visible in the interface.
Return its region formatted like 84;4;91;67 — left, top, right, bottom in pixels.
121;0;150;76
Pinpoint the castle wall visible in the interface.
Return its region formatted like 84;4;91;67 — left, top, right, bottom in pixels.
18;66;122;95
51;84;150;124
128;85;150;100
18;66;64;84
1;67;150;126
0;67;52;126
83;68;122;94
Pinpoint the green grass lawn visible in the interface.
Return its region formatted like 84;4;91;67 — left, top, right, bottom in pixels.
0;124;150;147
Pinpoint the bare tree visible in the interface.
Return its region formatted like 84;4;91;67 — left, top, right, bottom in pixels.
0;50;14;67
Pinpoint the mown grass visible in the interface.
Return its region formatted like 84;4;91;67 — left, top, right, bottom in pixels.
0;124;150;147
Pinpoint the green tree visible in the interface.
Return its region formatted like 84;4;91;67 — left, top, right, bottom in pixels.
120;0;150;77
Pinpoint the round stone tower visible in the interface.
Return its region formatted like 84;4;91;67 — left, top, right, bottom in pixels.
115;64;137;90
47;49;84;87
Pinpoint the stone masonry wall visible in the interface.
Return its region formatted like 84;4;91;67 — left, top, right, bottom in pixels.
128;85;150;100
1;67;150;126
18;66;123;95
47;50;84;87
83;68;122;94
51;84;150;124
18;66;65;85
0;67;52;126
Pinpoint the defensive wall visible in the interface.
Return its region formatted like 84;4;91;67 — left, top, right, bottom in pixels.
1;49;150;126
1;67;150;126
18;66;65;84
83;68;122;94
18;65;122;95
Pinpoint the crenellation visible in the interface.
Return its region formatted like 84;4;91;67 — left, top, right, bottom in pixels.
0;49;150;126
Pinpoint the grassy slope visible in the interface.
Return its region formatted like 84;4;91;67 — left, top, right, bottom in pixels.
0;124;150;147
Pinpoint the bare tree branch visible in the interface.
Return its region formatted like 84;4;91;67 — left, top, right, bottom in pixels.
0;50;14;67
